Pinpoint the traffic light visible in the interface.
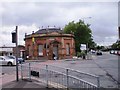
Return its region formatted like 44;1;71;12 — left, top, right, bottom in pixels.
12;31;16;43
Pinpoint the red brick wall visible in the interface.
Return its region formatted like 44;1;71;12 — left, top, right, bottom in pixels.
25;34;75;60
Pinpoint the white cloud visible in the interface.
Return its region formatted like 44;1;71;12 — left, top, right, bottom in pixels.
0;24;38;46
1;0;119;2
0;1;119;46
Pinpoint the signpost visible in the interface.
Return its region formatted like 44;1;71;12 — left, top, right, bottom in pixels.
12;26;19;81
80;44;87;50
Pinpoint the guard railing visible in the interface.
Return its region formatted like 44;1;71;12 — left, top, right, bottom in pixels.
20;63;100;89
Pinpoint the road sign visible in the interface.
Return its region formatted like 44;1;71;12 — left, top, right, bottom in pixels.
80;44;87;50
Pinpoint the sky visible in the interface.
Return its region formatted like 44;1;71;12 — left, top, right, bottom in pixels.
0;0;119;47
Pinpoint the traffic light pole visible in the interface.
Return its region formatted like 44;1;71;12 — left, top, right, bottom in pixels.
15;26;19;81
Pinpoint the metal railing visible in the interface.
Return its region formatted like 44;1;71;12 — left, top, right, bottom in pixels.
20;63;99;89
47;64;100;88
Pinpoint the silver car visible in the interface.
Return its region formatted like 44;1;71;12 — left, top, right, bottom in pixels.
0;56;16;66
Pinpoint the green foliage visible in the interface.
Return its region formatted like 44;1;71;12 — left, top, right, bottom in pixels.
77;52;82;57
111;40;120;50
64;20;96;52
77;51;86;57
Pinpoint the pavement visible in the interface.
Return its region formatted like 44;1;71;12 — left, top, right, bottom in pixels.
0;68;57;90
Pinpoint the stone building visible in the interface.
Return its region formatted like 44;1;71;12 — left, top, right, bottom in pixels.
24;27;75;60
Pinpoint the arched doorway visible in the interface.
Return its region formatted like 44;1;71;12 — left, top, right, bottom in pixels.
53;44;58;59
49;40;60;60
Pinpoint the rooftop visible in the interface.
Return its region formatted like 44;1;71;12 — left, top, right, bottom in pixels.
35;27;63;34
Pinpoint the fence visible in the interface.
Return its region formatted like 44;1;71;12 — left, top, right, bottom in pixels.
47;65;100;88
20;63;100;89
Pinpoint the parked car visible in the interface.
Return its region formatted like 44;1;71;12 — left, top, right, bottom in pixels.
96;51;102;55
91;50;96;54
8;56;25;64
117;51;120;56
114;50;118;55
110;50;115;54
0;56;16;66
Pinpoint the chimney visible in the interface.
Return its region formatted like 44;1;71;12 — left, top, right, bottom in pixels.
25;33;27;37
32;31;34;34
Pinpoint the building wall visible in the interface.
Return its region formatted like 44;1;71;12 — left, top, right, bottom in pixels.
0;47;13;56
0;45;25;59
25;33;75;60
13;45;25;59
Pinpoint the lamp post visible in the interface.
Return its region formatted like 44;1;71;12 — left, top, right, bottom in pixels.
118;26;120;87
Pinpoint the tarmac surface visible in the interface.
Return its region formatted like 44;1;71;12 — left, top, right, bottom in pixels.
0;53;119;89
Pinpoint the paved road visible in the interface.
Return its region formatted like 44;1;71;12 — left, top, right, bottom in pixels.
1;52;119;88
0;66;16;75
93;52;118;83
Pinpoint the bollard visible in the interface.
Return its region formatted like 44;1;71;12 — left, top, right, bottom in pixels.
97;76;100;88
29;63;31;81
46;65;48;88
66;69;69;90
21;63;23;79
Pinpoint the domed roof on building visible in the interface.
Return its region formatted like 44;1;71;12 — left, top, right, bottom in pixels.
35;27;63;34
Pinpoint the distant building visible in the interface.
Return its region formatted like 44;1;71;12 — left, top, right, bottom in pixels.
0;46;14;56
13;45;25;59
24;27;75;60
0;45;25;59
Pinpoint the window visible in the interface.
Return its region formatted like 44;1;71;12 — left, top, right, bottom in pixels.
0;57;4;61
38;45;43;56
66;44;70;55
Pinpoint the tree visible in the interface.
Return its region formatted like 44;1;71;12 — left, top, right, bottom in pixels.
64;20;96;52
111;40;120;50
96;45;105;50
